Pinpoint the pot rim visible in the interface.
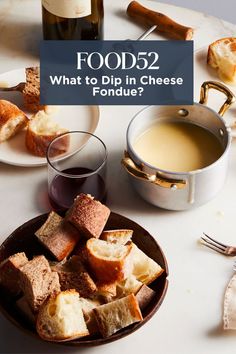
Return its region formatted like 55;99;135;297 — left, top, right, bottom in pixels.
127;103;232;176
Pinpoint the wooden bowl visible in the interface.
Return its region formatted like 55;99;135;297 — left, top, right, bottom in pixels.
0;212;168;346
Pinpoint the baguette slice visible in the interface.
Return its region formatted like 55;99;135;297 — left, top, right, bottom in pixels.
207;37;236;84
25;110;69;157
87;238;133;283
0;252;28;296
93;294;143;338
131;244;164;285
0;100;28;143
101;229;133;245
116;275;142;298
36;290;89;342
35;211;80;261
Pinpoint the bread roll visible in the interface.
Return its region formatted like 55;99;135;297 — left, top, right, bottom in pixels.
36;290;89;341
207;37;236;84
0;100;28;143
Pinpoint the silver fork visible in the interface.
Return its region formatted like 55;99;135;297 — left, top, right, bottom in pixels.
200;233;236;256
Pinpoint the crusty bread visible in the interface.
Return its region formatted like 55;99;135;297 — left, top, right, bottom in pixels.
36;290;89;342
0;100;28;143
207;37;236;84
93;294;143;338
79;298;101;334
135;284;156;310
87;238;133;283
0;252;28;296
96;281;117;303
101;229;133;245
23;67;46;112
16;296;36;324
116;275;142;298
19;255;60;312
51;256;97;298
35;211;80;261
131;244;164;285
66;194;110;239
25;110;69;157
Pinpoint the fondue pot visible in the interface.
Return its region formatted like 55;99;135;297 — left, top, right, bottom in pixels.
122;81;235;210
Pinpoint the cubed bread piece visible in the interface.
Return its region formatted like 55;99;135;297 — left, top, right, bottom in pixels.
0;100;28;143
16;296;36;324
51;256;97;298
101;229;133;245
96;281;117;303
25;110;69;157
86;238;133;283
207;37;236;84
135;284;156;310
0;252;28;296
35;211;80;261
23;67;46;112
19;255;60;312
116;275;142;298
131;244;164;285
79;298;101;334
66;194;110;239
36;290;89;342
93;294;143;338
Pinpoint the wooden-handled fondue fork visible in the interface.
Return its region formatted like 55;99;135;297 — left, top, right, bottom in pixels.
127;1;194;40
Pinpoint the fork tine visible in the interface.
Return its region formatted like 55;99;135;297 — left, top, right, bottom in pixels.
201;236;226;251
203;233;227;248
200;240;226;255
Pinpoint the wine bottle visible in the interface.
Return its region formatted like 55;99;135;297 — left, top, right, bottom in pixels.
42;0;104;40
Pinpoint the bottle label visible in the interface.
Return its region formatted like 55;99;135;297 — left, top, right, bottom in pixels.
42;0;91;18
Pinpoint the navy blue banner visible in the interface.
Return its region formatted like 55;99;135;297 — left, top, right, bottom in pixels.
40;40;193;106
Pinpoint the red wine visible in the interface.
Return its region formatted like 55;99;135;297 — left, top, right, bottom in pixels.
49;167;106;212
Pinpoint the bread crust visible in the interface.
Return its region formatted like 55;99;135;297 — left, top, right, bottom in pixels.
87;239;133;283
207;37;236;81
93;294;143;338
25;127;69;157
35;212;80;261
36;290;89;342
0;100;28;143
66;194;111;239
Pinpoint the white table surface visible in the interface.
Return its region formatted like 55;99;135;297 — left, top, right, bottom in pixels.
1;1;236;353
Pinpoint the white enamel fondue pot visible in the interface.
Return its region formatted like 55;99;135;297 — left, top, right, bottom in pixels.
122;81;236;210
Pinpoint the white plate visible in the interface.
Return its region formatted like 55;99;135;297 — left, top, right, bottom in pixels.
194;47;236;130
0;68;100;167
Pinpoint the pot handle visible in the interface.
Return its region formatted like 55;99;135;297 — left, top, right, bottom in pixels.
121;151;187;189
199;81;236;117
